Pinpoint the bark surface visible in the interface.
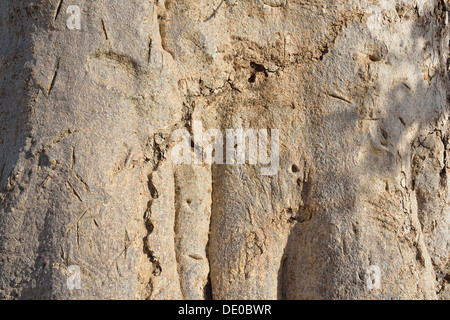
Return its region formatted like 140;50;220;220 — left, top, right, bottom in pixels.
0;0;449;299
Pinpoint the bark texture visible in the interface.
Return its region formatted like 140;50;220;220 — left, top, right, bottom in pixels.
0;0;449;299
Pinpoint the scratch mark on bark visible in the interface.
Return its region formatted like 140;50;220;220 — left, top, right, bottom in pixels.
204;0;225;22
76;223;80;249
74;171;91;193
147;38;153;63
100;19;108;41
66;180;83;202
188;254;203;260
70;146;75;170
54;0;64;21
47;58;60;97
41;175;52;188
32;128;74;156
328;92;353;104
124;229;131;259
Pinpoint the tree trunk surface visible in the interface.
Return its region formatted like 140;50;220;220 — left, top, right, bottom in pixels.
0;0;449;299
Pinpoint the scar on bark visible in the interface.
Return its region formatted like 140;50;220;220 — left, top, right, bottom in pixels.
204;0;225;22
74;171;91;193
31;128;74;157
124;230;131;259
76;223;80;249
91;50;142;75
100;19;108;41
143;174;162;277
70;146;75;170
47;58;60;97
54;0;64;21
66;180;83;202
40;175;52;188
327;92;353;104
147;38;153;63
64;208;89;236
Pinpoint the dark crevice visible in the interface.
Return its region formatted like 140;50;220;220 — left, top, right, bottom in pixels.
248;61;268;83
319;43;329;61
143;204;162;277
147;38;153;63
440;133;448;188
54;0;64;21
100;19;108;41
147;175;159;200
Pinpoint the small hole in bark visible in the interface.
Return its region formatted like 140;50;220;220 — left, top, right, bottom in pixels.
250;61;266;72
369;54;382;62
291;164;299;173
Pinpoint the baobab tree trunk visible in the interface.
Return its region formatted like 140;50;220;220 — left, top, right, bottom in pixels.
0;0;448;300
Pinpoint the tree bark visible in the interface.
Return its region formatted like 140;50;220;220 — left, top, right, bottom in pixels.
0;0;448;299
